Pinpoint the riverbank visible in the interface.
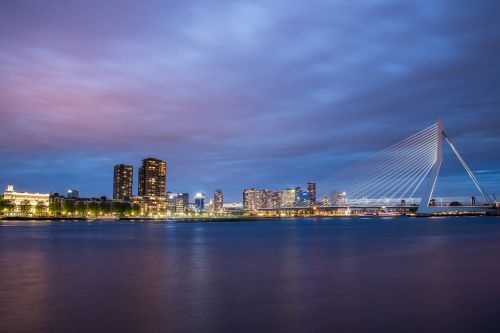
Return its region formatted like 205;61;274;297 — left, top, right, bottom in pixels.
0;216;90;221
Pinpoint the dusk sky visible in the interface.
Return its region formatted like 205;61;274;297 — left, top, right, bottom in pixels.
1;0;499;201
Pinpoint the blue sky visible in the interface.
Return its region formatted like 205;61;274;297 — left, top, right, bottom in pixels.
0;0;499;201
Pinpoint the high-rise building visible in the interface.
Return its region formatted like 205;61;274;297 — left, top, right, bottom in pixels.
194;193;206;211
282;188;297;207
214;189;223;211
113;164;133;200
331;191;346;206
243;188;262;210
307;182;316;204
176;193;189;213
261;189;282;209
138;158;166;197
261;189;272;209
166;192;177;213
165;192;190;214
296;189;310;207
67;189;79;199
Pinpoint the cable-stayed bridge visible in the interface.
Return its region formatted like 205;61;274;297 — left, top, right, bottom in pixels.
255;119;497;216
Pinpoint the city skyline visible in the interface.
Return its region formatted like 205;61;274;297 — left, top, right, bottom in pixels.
1;1;499;201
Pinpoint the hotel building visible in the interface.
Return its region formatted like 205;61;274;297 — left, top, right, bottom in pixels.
3;184;49;215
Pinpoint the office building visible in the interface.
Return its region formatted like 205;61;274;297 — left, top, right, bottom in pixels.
165;192;189;214
113;164;133;200
296;189;310;207
307;182;316;204
67;189;79;199
166;192;177;213
176;193;189;213
282;188;297;207
214;189;223;211
262;189;282;209
138;158;166;197
331;191;346;206
194;193;206;211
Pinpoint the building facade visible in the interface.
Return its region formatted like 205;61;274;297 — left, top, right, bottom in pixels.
331;191;346;206
213;189;223;211
307;182;316;205
138;158;166;197
243;188;262;210
194;193;205;211
281;188;297;207
113;164;133;200
3;184;49;215
67;189;79;199
165;192;189;214
176;193;189;213
261;189;282;209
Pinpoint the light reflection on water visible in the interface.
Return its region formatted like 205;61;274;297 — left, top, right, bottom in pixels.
1;217;500;332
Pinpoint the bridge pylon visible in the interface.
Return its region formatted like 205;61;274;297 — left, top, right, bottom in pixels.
416;118;494;215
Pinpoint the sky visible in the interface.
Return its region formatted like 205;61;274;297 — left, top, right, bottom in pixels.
1;0;499;202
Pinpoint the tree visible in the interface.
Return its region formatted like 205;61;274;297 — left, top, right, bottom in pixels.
19;199;32;216
113;202;125;217
0;196;16;215
449;201;463;207
49;201;63;216
76;201;87;216
99;201;111;215
88;202;99;217
5;200;15;214
113;202;133;217
35;201;47;216
63;200;76;215
132;204;141;216
0;196;6;214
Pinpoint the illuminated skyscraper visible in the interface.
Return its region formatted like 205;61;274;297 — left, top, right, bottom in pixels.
138;158;166;197
243;188;262;210
214;189;223;211
176;193;189;213
307;182;316;204
113;164;133;200
194;193;206;211
331;191;346;206
295;189;310;207
67;189;79;199
282;188;296;207
262;189;282;209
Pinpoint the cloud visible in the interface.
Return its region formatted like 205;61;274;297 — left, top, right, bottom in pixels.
0;0;499;200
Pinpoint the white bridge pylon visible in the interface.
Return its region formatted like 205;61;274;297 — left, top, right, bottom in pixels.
312;118;494;213
416;119;493;214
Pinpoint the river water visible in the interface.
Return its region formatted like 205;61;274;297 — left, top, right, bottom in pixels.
1;216;500;332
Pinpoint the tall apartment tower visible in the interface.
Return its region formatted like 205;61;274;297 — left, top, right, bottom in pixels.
214;189;224;211
307;181;317;204
243;188;262;210
113;164;133;200
138;158;166;197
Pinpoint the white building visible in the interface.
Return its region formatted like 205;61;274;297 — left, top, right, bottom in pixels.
3;184;50;214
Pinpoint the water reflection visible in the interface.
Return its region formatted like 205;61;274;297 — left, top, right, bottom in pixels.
1;218;500;332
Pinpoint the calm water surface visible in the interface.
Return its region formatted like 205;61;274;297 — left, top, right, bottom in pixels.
1;217;500;333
